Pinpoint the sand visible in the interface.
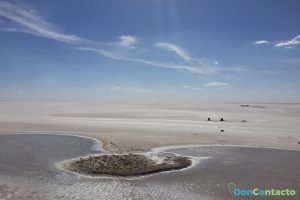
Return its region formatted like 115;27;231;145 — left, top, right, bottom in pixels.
0;102;299;151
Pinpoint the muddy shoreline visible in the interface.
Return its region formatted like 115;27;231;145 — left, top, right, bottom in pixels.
63;153;192;177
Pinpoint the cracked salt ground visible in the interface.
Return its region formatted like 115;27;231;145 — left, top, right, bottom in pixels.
0;134;299;200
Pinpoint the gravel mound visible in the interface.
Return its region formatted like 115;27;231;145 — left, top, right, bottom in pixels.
65;153;191;176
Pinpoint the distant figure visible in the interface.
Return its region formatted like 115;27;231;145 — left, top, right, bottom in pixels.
220;118;224;121
207;117;211;121
220;130;224;132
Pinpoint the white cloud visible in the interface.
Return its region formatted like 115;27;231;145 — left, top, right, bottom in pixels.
205;82;228;87
77;47;121;60
153;42;227;74
254;40;269;45
275;35;300;47
155;42;192;61
0;1;82;44
77;47;218;75
0;1;236;76
118;35;138;47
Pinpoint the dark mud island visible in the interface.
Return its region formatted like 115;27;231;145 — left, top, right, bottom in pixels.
64;153;192;177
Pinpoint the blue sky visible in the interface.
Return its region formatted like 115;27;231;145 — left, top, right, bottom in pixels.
0;0;299;102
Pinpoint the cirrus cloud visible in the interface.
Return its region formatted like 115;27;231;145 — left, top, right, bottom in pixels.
205;82;228;87
118;35;138;47
0;1;240;77
155;42;192;61
254;40;270;45
275;35;300;47
0;1;83;44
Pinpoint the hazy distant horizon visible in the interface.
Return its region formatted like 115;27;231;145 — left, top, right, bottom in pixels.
0;100;299;104
0;0;299;102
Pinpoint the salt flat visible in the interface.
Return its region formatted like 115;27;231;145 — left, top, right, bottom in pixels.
0;102;299;150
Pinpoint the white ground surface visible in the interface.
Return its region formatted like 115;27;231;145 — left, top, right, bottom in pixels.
0;102;299;150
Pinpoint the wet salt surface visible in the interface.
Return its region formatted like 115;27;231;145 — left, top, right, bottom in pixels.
0;134;299;200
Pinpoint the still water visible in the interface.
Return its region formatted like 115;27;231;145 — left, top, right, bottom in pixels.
0;134;299;200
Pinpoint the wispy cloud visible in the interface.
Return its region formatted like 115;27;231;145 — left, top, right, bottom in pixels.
0;1;236;76
275;35;300;47
155;42;192;61
254;40;269;45
205;82;228;87
254;35;300;49
0;1;82;44
155;42;223;73
77;47;219;75
118;35;138;47
77;47;121;60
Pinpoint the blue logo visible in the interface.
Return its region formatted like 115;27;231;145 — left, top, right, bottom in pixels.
228;182;296;197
